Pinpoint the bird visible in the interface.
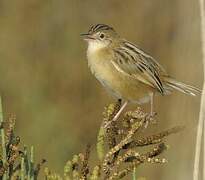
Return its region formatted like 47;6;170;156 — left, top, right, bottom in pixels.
81;24;201;124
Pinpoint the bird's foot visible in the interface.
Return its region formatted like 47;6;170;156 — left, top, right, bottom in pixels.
144;112;157;128
104;115;118;129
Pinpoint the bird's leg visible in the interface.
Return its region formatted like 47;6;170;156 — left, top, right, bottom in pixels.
113;100;128;122
145;93;156;128
150;92;154;116
104;100;128;128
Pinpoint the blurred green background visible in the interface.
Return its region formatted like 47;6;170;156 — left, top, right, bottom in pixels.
0;0;203;179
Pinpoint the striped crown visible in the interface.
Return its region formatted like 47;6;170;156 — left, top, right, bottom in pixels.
88;24;115;34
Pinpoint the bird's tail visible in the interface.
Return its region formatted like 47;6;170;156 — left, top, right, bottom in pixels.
164;77;201;96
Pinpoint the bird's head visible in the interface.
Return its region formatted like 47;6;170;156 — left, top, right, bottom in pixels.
81;24;119;52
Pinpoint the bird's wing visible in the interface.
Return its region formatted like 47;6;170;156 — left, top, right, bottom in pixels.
111;41;166;94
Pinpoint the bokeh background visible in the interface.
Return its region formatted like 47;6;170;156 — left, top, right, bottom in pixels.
0;0;203;179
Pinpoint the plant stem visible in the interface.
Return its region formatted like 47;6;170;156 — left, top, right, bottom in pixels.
0;97;7;180
193;0;205;180
21;157;25;180
30;146;34;180
132;167;136;180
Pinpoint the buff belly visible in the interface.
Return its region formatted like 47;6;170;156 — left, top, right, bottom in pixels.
88;54;154;104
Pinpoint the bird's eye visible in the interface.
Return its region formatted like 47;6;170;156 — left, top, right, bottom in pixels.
100;33;105;39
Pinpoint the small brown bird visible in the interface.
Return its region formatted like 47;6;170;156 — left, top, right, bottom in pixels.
81;24;201;123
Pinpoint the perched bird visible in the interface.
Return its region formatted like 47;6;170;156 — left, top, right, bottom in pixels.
81;24;201;123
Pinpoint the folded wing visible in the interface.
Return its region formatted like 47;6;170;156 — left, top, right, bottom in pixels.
112;41;166;94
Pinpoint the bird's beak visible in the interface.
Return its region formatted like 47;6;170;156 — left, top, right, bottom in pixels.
80;33;95;40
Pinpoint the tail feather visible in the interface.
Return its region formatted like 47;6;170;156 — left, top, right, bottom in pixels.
164;77;201;96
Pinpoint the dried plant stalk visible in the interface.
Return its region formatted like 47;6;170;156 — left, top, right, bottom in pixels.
0;97;6;180
0;97;45;179
0;98;182;180
194;0;205;180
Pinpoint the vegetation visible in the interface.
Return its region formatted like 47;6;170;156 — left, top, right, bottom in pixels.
0;98;183;179
0;1;201;179
0;97;46;180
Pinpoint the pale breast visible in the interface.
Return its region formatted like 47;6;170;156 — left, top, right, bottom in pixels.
87;48;122;98
86;44;153;102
